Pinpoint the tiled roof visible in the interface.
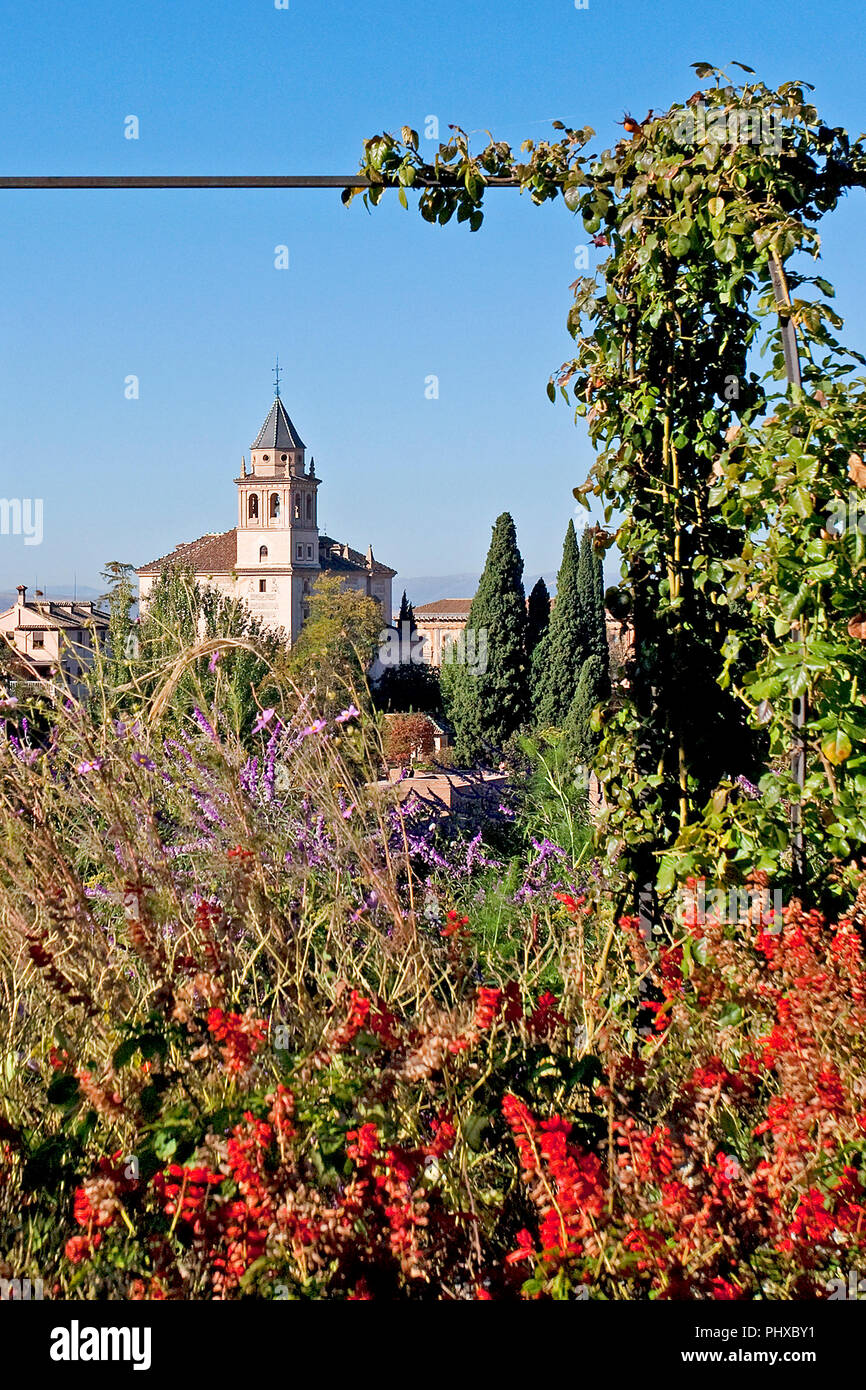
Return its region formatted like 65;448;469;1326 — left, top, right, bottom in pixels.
138;529;396;579
413;599;473;620
0;599;109;629
319;535;396;577
137;530;238;576
251;397;306;451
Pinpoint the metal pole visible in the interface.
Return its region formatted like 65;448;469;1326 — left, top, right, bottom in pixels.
0;175;521;191
767;250;806;892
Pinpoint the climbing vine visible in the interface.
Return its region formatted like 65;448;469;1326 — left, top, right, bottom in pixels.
347;63;866;910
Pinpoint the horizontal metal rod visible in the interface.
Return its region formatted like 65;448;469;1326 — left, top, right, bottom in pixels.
0;174;523;190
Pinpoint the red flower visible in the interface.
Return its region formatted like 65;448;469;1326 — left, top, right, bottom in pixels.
474;987;502;1032
206;1008;267;1075
441;909;469;940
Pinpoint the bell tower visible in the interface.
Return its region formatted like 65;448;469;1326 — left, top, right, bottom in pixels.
235;367;321;641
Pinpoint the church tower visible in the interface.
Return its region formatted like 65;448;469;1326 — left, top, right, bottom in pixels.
235;370;321;643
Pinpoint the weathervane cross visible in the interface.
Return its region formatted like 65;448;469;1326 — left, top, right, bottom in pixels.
273;356;282;398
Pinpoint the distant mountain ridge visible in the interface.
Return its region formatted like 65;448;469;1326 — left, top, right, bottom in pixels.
399;573;558;610
0;584;105;612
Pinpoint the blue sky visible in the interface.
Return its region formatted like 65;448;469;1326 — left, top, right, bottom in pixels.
0;0;863;599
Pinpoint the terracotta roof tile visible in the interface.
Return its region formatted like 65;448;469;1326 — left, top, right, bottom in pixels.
413;599;473;619
137;530;238;576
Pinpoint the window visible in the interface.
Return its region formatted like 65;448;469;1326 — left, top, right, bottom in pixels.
259;545;268;562
293;493;301;520
33;633;44;648
307;545;312;558
248;493;259;519
262;454;270;462
269;492;280;519
259;579;267;593
306;494;312;520
296;544;303;559
281;453;288;463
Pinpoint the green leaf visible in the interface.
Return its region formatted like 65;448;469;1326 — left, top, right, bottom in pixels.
113;1038;140;1069
717;1004;744;1028
463;1112;490;1151
47;1075;80;1106
563;184;582;213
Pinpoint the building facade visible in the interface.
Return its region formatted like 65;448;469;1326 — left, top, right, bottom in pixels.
409;599;473;666
137;390;395;643
0;586;110;699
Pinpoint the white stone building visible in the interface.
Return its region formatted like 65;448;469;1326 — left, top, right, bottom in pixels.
137;390;395;642
0;586;110;699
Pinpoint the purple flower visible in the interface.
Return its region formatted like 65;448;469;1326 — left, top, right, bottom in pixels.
77;758;105;775
335;704;360;724
0;697;18;709
301;718;327;738
192;707;219;743
132;752;155;771
252;707;276;736
208;650;222;673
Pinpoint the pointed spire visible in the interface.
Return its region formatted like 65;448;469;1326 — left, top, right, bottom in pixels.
251;396;305;450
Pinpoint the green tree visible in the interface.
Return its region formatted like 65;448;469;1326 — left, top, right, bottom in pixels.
561;528;611;764
373;590;442;715
441;512;529;762
289;573;382;716
137;566;281;738
98;560;137;692
578;528;608;670
533;520;583;725
526;576;551;659
565;654;609;765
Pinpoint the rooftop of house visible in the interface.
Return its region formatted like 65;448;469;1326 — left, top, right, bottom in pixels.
411;599;473;621
0;590;109;630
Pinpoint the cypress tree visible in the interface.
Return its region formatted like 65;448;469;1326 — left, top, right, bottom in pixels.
565;654;609;763
578;527;608;668
534;520;583;725
396;589;416;636
566;529;610;761
442;512;529;762
374;589;441;716
526;576;551;658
